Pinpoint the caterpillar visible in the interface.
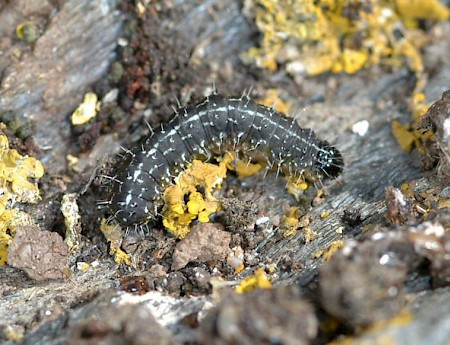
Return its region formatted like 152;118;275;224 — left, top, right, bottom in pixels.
106;94;343;228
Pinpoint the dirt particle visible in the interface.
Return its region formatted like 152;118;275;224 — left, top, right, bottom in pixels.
200;285;317;345
7;226;69;280
418;90;450;174
386;186;414;224
190;267;211;291
319;237;417;327
165;272;187;296
70;303;180;345
226;256;244;271
222;197;258;233
171;223;232;271
341;207;362;226
119;275;149;295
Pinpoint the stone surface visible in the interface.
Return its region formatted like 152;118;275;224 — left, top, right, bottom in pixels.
171;223;232;271
7;226;69;280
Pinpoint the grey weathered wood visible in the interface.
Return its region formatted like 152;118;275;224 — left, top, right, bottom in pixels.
0;0;122;172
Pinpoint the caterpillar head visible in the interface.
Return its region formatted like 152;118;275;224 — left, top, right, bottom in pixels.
315;141;343;178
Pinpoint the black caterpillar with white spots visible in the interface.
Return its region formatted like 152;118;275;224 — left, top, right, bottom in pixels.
107;94;343;227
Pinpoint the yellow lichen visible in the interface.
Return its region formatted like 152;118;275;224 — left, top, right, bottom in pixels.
162;151;270;238
224;151;264;178
258;89;293;115
285;177;309;201
244;0;447;77
100;218;132;265
332;49;369;75
245;0;449;157
4;325;24;341
438;199;450;210
303;226;318;243
283;207;316;240
234;263;245;274
392;120;417;152
66;154;79;169
236;268;272;293
0;135;44;204
312;239;344;261
282;206;303;237
162;159;228;238
392;91;435;153
71;92;101;125
411;92;429;124
0;131;44;265
400;182;414;199
320;210;331;219
231;158;264;178
328;310;413;345
395;0;450;21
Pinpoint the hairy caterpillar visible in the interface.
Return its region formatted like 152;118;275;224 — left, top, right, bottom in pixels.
106;94;343;227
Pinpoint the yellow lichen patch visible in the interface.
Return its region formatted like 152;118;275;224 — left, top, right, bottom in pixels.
396;0;450;21
332;49;369;75
15;22;29;39
366;308;413;331
437;199;450;210
66;154;79;169
162;159;228;238
285;177;309;201
258;89;292;115
113;248;132;266
71;92;101;125
4;325;24;342
312;239;344;261
328;310;413;345
411;92;429;124
283;206;301;237
0;134;44;203
244;0;449;132
397;91;435;154
223;151;264;178
0;132;44;265
245;0;450;158
400;182;414;199
76;261;90;271
232;158;264;178
245;0;448;76
392;92;433;153
320;210;331;219
236;268;272;293
392;120;416;152
100;218;132;265
234;263;245;274
303;226;318;243
162;151;272;237
282;206;310;238
0;232;11;265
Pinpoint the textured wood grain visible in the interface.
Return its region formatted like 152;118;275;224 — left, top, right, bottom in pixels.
0;0;122;173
